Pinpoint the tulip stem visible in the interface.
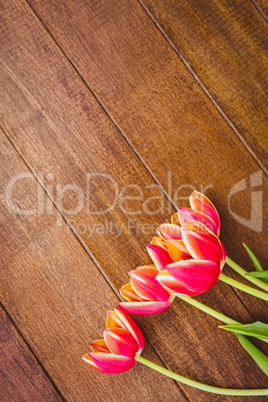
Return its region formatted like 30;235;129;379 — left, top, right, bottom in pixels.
177;295;237;325
226;256;268;292
219;274;268;301
136;356;268;395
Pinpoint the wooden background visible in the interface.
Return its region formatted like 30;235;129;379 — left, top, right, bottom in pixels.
0;0;267;400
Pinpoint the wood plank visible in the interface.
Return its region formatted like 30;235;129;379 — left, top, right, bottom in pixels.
23;0;268;313
0;131;182;401
0;304;61;402
1;1;267;400
139;0;268;170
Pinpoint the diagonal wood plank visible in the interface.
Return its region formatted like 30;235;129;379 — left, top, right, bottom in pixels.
0;304;62;402
0;130;184;401
1;1;267;400
23;0;268;314
138;0;268;170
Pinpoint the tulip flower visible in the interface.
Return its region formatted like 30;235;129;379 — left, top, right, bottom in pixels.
157;191;220;238
82;308;144;373
146;220;225;296
119;266;175;314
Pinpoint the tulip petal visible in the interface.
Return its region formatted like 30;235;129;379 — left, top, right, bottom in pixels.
156;270;197;295
120;283;144;302
106;310;125;330
147;244;174;272
182;220;224;267
171;212;180;226
115;308;145;351
166;239;191;262
151;236;167;249
118;300;172;314
166;259;221;293
189;191;220;235
89;352;136;373
157;224;182;241
178;206;218;235
82;353;106;372
91;339;110;353
104;328;138;358
129;266;170;301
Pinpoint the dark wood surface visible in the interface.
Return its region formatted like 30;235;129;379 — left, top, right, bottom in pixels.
0;0;267;401
0;305;61;402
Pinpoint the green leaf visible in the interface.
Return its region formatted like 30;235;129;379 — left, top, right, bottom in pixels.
236;334;268;376
219;322;268;343
246;271;268;278
243;243;268;284
243;243;263;271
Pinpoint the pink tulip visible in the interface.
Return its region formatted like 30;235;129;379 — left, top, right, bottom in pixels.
82;308;144;373
147;219;225;297
161;191;220;237
119;266;174;314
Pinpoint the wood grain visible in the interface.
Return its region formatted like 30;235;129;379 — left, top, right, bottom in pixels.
24;0;268;310
139;0;268;170
0;305;61;402
0;130;183;401
1;1;267;401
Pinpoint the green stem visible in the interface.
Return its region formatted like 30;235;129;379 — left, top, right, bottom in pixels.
226;256;268;292
178;295;238;325
219;274;268;301
137;356;268;395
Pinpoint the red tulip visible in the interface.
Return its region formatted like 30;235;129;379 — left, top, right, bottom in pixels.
119;266;174;314
147;219;225;297
82;308;144;373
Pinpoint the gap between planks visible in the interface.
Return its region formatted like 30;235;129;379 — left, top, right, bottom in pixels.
250;0;268;22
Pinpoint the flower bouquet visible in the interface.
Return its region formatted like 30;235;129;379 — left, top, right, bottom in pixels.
83;192;268;396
